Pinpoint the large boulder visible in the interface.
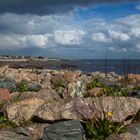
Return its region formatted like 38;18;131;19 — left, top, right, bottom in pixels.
6;98;44;124
11;89;61;102
34;97;140;123
42;120;85;140
34;100;64;122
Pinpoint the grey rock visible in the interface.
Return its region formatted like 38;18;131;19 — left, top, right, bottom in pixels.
0;130;33;140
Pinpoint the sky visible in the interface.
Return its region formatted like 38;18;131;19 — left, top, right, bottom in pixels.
0;0;140;59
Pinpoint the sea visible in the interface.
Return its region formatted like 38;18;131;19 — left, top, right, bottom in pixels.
46;59;140;75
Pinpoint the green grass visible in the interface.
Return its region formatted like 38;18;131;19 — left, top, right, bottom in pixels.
86;79;128;97
85;114;125;140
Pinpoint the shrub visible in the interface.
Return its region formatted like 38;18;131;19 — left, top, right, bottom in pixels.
86;80;104;90
17;80;41;92
85;112;125;140
102;87;128;97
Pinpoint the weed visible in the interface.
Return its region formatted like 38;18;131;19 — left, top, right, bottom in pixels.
86;80;104;90
85;112;125;140
17;80;40;92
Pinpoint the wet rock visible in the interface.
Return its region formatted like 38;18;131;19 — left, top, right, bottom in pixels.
6;98;44;124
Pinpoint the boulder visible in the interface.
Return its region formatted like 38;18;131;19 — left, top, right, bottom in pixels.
37;88;61;101
42;120;85;140
101;97;140;122
128;74;140;84
63;70;81;83
41;73;52;89
106;133;138;140
25;123;49;140
0;77;17;93
51;74;66;87
0;88;11;101
4;68;21;82
128;90;140;98
125;123;140;139
0;130;33;140
0;65;9;76
34;97;140;123
6;98;44;124
87;87;103;97
34;100;64;122
68;81;85;98
11;89;61;102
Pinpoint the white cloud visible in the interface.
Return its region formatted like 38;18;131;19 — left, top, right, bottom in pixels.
109;47;127;52
26;34;48;48
109;30;130;41
91;33;111;43
131;28;140;38
0;34;50;49
0;12;140;58
54;29;86;45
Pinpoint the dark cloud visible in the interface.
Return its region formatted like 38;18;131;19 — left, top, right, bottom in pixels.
0;0;138;15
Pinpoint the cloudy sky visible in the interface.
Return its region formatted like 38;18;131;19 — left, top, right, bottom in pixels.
0;0;140;59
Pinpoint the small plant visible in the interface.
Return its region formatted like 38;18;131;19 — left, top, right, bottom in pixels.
17;80;41;92
17;80;30;92
85;112;125;140
86;80;104;90
0;116;17;129
0;102;17;128
133;85;140;90
102;87;128;97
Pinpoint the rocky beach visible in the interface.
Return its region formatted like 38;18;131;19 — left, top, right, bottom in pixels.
0;63;140;139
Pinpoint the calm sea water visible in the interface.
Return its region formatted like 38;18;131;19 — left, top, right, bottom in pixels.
46;59;140;75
